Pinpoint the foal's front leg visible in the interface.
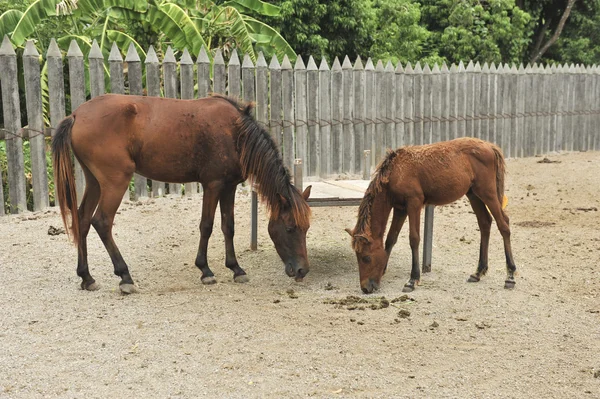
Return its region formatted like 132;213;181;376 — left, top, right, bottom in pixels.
219;184;249;283
384;208;407;273
195;183;222;284
403;202;422;292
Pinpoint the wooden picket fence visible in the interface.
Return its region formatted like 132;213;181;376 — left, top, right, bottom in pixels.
1;35;599;215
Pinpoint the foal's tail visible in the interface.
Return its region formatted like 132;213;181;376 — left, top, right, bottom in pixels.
491;144;507;210
51;115;80;246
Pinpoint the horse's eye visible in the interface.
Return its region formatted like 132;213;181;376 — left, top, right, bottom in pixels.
362;255;371;263
286;226;295;233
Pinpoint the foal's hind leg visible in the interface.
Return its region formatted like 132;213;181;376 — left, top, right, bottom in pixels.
76;164;101;291
194;182;222;284
476;191;517;289
403;200;423;292
466;192;492;283
219;184;248;283
91;174;136;294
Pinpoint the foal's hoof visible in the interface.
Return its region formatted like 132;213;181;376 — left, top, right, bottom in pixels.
201;276;217;285
504;279;516;289
119;283;137;294
81;281;100;291
467;274;481;283
234;274;249;284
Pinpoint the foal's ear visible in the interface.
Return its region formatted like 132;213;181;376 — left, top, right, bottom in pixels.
355;234;371;246
302;185;312;200
345;227;354;237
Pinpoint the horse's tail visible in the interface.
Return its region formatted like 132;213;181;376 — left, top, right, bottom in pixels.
491;144;507;210
52;115;80;246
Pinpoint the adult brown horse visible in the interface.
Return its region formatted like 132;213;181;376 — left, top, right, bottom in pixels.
346;137;517;294
52;94;312;293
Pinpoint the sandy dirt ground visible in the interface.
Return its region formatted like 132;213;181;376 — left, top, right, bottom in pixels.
1;151;599;398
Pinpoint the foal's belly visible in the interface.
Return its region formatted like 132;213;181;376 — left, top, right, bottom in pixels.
420;173;473;206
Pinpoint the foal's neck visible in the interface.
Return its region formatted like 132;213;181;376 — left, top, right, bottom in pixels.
369;188;393;241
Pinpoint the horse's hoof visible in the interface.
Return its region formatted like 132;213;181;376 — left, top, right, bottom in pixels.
402;285;415;293
201;276;217;285
467;274;480;283
504;280;516;289
119;283;137;294
234;275;249;283
81;281;99;291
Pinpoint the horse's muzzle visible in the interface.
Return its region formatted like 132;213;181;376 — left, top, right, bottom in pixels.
285;261;308;279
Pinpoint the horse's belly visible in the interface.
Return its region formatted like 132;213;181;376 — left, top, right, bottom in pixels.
134;150;242;184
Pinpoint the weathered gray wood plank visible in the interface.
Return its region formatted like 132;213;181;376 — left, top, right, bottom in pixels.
125;43;147;199
0;36;27;213
24;40;49;211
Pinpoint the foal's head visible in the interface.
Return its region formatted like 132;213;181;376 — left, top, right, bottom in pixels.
268;185;312;281
346;228;389;293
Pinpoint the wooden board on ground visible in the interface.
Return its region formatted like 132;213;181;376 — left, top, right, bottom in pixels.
305;179;368;207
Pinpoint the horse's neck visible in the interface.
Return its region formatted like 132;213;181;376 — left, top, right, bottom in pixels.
243;138;293;207
369;188;393;240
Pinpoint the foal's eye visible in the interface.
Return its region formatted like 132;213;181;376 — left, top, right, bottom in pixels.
286;226;295;233
362;256;371;263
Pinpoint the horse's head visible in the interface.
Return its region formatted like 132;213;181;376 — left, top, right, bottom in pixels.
345;228;388;294
268;186;312;281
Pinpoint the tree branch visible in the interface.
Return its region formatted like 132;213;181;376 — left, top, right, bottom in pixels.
530;0;577;64
532;16;552;57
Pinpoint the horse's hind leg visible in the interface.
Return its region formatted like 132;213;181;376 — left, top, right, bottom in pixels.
476;190;517;289
403;200;423;292
91;174;136;294
219;184;248;283
466;192;492;283
76;163;101;291
194;182;222;284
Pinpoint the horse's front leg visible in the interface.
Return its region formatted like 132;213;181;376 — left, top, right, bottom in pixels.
195;183;222;284
403;201;422;292
220;184;248;283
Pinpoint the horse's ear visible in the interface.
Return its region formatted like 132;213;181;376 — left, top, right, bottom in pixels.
278;193;289;207
302;185;312;200
345;227;354;237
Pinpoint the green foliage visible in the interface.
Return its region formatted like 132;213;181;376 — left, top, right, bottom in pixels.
0;0;294;62
543;1;600;65
267;0;538;66
366;0;430;65
269;0;374;62
419;0;532;65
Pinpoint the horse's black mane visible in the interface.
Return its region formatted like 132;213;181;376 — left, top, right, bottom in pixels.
212;94;311;228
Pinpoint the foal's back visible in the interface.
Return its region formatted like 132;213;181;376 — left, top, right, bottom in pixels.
387;138;498;206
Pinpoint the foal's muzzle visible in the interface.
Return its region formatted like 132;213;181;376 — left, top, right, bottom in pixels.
361;278;380;294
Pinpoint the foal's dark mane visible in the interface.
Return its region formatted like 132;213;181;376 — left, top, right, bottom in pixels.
214;94;311;229
352;149;399;246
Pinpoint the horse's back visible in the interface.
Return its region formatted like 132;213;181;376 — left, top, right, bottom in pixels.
70;94;244;184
